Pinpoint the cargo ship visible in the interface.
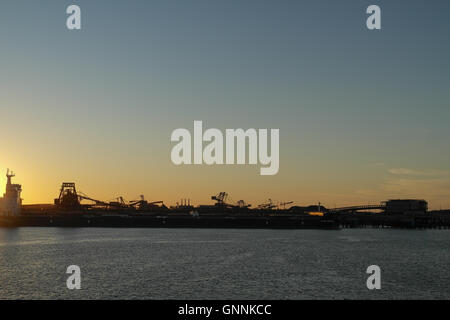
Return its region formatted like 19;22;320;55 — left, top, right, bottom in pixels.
0;171;338;230
3;170;448;229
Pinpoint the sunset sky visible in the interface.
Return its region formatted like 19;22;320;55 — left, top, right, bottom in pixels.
1;0;450;209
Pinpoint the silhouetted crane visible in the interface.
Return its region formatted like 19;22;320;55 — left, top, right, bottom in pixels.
257;199;277;210
211;192;228;206
278;201;294;209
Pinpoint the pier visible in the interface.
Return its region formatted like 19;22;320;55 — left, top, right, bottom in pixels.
1;172;450;230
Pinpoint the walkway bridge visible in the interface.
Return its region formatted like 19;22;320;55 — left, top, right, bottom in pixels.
330;204;386;213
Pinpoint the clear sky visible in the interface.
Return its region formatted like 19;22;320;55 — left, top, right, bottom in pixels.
1;0;450;209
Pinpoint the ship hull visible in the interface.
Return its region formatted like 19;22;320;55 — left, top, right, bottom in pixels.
0;214;339;230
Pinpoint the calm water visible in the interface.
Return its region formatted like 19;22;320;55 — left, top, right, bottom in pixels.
0;228;449;299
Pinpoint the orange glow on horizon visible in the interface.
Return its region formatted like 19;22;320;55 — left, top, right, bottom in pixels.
308;212;324;217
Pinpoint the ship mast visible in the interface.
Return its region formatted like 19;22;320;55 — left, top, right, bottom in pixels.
6;168;15;187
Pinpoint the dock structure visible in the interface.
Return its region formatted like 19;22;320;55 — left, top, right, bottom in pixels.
0;172;449;229
329;200;450;229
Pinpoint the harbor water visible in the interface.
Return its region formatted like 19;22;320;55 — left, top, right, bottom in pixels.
0;228;449;299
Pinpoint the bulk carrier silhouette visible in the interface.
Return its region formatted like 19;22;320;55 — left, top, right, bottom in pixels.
1;170;449;229
0;170;337;229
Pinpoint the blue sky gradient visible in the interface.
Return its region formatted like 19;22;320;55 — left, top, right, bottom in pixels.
1;1;450;208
